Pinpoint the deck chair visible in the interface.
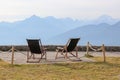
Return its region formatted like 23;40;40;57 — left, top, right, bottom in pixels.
26;39;47;63
55;38;80;60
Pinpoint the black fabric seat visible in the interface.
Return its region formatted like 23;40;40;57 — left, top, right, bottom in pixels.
26;39;46;63
55;38;80;60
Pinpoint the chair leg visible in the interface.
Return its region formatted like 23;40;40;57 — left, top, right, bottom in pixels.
38;54;42;62
29;54;33;59
65;52;68;59
76;47;78;58
27;51;29;62
69;52;78;58
38;53;45;62
43;50;47;60
55;51;59;59
76;51;78;58
45;52;47;60
32;54;35;59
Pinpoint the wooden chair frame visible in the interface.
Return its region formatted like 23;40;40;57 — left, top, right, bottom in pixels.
55;38;80;60
26;39;47;63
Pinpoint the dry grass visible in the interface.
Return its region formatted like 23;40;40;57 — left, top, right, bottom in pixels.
0;57;120;80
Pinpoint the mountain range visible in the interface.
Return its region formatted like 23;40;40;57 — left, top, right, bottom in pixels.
48;21;120;46
0;15;119;46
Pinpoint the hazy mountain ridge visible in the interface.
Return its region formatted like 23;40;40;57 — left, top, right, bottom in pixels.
0;15;119;45
48;21;120;46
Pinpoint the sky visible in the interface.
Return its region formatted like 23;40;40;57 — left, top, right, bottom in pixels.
0;0;120;22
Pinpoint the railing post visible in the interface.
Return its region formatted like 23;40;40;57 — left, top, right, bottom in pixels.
11;46;15;65
86;42;89;55
102;44;106;62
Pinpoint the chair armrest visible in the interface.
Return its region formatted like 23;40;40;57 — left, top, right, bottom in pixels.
42;47;47;51
57;47;64;50
56;47;64;52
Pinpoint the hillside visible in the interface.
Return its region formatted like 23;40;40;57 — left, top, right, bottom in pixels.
48;22;120;46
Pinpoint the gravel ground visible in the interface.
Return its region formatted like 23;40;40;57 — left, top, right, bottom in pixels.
0;51;120;64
